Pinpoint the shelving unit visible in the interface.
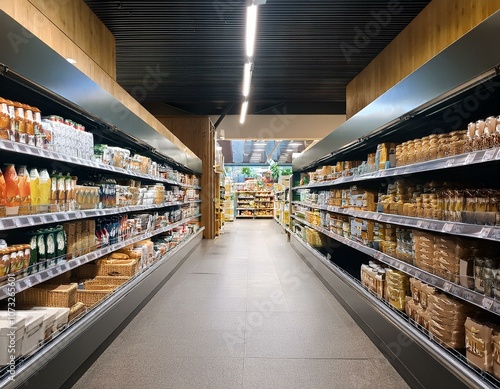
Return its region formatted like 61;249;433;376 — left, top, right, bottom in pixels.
274;177;292;232
0;32;203;389
223;177;234;222
289;16;500;389
236;190;274;219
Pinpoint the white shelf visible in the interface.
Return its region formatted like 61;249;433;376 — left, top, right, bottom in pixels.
0;214;202;300
290;214;500;317
293;147;500;190
0;139;201;189
0;200;201;231
292;201;500;242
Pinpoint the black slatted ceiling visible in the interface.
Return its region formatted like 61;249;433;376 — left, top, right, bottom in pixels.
84;0;430;115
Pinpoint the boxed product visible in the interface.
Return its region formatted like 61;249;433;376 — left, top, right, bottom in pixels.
13;312;44;356
465;318;494;373
428;293;473;348
0;316;25;365
493;333;500;379
30;307;69;333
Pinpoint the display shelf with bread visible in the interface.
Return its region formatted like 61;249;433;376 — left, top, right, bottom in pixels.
289;18;500;388
290;214;500;317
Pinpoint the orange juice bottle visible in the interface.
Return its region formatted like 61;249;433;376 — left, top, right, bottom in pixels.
17;165;31;215
39;168;51;213
2;164;20;216
0;169;6;217
29;168;40;214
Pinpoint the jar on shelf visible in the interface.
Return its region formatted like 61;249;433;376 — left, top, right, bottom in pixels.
13;101;26;143
0;97;11;140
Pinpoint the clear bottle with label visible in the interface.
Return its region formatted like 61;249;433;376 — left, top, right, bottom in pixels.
49;171;59;212
29;168;40;214
39;169;51;213
0;168;6;218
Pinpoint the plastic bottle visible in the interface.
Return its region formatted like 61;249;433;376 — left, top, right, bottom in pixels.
39;168;51;213
49;171;58;212
17;165;31;215
0;169;6;217
29;168;40;214
2;164;20;216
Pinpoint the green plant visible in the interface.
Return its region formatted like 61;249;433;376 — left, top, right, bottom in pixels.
240;167;251;177
269;161;281;182
281;168;293;176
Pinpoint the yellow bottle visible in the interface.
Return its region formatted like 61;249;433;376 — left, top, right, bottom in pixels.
39;169;51;213
29;168;40;214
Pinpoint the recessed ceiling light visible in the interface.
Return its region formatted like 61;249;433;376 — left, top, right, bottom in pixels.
66;58;77;64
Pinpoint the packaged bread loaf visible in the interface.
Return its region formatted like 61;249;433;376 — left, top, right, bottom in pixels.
465;318;494;373
493;333;500;379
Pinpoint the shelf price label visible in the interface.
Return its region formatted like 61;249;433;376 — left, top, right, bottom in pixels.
442;223;454;233
443;282;452;292
482;148;496;162
462;291;476;302
464;153;477;165
479;227;491;238
445;158;455;167
493;303;500;315
482;297;494;310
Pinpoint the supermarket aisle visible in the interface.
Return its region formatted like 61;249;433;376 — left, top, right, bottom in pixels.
68;220;408;389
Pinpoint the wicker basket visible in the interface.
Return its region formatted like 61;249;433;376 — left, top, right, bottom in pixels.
46;271;73;285
68;301;86;322
17;283;77;308
97;259;137;277
84;276;130;288
74;263;99;279
76;288;113;307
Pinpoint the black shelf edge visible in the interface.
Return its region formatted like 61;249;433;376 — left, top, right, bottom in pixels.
291;201;500;242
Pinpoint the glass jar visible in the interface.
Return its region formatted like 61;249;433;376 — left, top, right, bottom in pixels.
0;97;11;140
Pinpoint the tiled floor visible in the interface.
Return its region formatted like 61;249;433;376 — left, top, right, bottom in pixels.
69;220;409;389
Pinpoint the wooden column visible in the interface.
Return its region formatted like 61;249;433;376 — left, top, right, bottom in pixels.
346;0;500;118
156;116;216;239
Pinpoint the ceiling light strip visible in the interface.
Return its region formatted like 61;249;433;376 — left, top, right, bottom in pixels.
243;62;252;97
240;101;249;124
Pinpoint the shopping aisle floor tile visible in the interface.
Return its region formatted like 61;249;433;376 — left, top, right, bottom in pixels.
69;220;409;389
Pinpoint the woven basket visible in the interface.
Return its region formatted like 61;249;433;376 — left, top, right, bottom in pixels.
74;263;99;279
68;302;86;322
46;271;73;285
76;289;113;307
17;283;77;308
85;276;130;288
97;259;137;277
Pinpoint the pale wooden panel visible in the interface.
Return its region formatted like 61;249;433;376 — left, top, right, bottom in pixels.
346;0;500;118
157;116;216;239
27;0;115;78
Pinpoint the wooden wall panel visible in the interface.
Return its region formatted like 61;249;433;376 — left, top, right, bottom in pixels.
28;0;116;78
157;116;215;239
346;0;500;118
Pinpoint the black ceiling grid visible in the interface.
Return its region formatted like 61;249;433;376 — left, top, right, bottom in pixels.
84;0;430;116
